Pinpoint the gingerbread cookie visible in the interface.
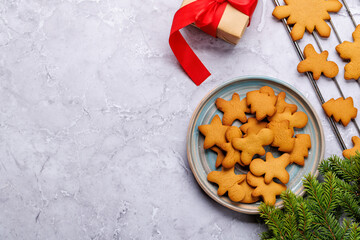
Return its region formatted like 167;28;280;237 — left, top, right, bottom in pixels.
297;44;339;80
246;172;287;206
322;97;357;127
216;93;250;125
289;134;311;166
343;136;360;159
219;126;243;168
207;167;246;202
198;115;228;149
246;86;277;121
336;25;360;80
232;128;274;165
238;177;260;204
240;117;267;136
275;92;297;114
272;0;343;41
211;147;225;168
267;120;295;152
269;108;308;130
250;152;291;184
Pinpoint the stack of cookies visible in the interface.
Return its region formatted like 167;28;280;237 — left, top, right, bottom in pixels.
198;86;311;206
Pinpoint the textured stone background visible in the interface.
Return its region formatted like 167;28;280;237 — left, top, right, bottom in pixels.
0;0;359;239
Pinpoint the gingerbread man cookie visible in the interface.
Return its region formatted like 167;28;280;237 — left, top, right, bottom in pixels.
269;108;308;130
275;92;297;114
343;136;360;159
267;120;295;152
272;0;342;41
297;44;339;80
336;25;360;80
198;115;228;149
322;97;358;127
215;93;250;125
246;86;277;121
289;134;311;166
207;167;246;202
219;126;243;168
250;152;291;184
240;117;267;136
246;172;287;206
238;177;260;204
232;128;274;165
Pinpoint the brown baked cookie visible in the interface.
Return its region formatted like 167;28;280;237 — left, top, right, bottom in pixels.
336;25;360;80
343;136;360;159
238;178;260;204
269;108;308;130
272;0;343;41
297;44;339;80
240;117;267;136
250;152;291;184
267;120;295;152
232;128;274;165
246;172;287;206
275;92;297;114
219;126;243;168
207;167;246;202
322;97;358;127
198;115;228;149
289;134;311;166
246;86;277;121
215;93;250;125
211;147;225;168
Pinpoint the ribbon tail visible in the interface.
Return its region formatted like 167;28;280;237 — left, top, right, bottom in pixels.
169;2;212;86
169;31;211;86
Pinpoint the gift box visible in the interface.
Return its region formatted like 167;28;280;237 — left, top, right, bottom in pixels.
180;0;249;45
169;0;258;86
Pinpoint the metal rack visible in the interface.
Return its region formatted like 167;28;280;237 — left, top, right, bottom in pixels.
272;0;360;151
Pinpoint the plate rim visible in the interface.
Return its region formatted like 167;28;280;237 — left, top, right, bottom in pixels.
186;75;325;214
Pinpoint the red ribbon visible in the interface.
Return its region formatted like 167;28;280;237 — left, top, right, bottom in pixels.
169;0;258;86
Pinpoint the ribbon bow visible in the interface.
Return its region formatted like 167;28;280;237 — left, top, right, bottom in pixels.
169;0;258;86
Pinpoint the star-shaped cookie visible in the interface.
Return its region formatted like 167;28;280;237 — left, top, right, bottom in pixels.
215;93;250;125
273;0;342;41
297;44;339;80
198;115;228;149
336;25;360;80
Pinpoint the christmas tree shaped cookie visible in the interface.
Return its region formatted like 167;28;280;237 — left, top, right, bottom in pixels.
322;97;358;127
336;25;360;80
297;44;339;80
272;0;342;41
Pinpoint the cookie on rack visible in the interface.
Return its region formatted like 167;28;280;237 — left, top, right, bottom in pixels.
343;136;360;159
322;97;358;127
297;44;339;80
215;93;250;125
336;25;360;80
272;0;343;41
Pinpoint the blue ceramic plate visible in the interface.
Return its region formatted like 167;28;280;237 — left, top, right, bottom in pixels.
187;76;324;214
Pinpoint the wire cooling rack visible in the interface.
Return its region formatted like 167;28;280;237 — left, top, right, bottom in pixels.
272;0;360;151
